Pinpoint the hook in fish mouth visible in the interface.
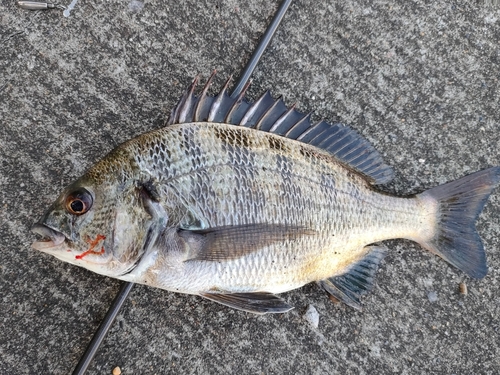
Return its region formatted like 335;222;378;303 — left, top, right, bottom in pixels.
31;223;66;250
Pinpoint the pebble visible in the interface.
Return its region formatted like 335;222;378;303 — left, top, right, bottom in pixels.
128;0;144;12
303;304;319;328
112;366;121;375
427;291;438;303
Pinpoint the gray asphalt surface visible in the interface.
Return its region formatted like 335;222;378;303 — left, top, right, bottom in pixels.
1;1;500;374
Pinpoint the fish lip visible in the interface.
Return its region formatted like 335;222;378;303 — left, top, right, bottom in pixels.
31;223;66;250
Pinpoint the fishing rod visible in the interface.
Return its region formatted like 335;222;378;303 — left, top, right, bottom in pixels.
71;1;293;374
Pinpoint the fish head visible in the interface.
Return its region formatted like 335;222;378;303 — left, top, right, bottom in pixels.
32;158;153;277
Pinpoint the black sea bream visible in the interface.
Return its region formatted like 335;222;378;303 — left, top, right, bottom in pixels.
32;75;500;314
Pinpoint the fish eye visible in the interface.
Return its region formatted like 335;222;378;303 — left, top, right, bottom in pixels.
65;188;93;215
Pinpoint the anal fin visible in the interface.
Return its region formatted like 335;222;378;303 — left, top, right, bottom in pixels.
319;245;386;310
200;292;294;314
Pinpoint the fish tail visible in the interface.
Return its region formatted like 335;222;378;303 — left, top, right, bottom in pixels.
417;167;500;279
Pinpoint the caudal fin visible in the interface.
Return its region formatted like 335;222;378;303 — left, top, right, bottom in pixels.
418;167;500;279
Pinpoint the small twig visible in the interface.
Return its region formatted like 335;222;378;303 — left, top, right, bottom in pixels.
1;30;24;44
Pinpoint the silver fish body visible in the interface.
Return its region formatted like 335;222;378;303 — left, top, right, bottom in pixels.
118;123;422;290
32;76;500;314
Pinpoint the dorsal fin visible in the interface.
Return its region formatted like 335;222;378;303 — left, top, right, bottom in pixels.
166;73;394;185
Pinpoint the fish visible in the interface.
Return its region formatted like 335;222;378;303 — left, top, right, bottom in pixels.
32;73;500;314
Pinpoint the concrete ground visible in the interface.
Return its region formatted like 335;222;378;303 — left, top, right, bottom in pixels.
1;1;499;374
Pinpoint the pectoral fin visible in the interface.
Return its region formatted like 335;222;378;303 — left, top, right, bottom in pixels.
201;292;294;314
178;223;315;262
319;245;386;310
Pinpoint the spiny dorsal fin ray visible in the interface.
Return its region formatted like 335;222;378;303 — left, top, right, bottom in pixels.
239;91;274;127
194;71;216;122
166;74;394;185
226;80;253;124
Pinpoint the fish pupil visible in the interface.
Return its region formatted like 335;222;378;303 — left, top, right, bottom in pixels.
70;200;84;213
65;188;93;215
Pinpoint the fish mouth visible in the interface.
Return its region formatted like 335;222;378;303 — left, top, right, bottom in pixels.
31;223;67;250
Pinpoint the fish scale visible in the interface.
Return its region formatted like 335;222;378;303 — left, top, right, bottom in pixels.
32;76;500;314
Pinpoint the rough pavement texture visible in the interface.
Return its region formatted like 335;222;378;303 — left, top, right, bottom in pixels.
1;1;500;374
